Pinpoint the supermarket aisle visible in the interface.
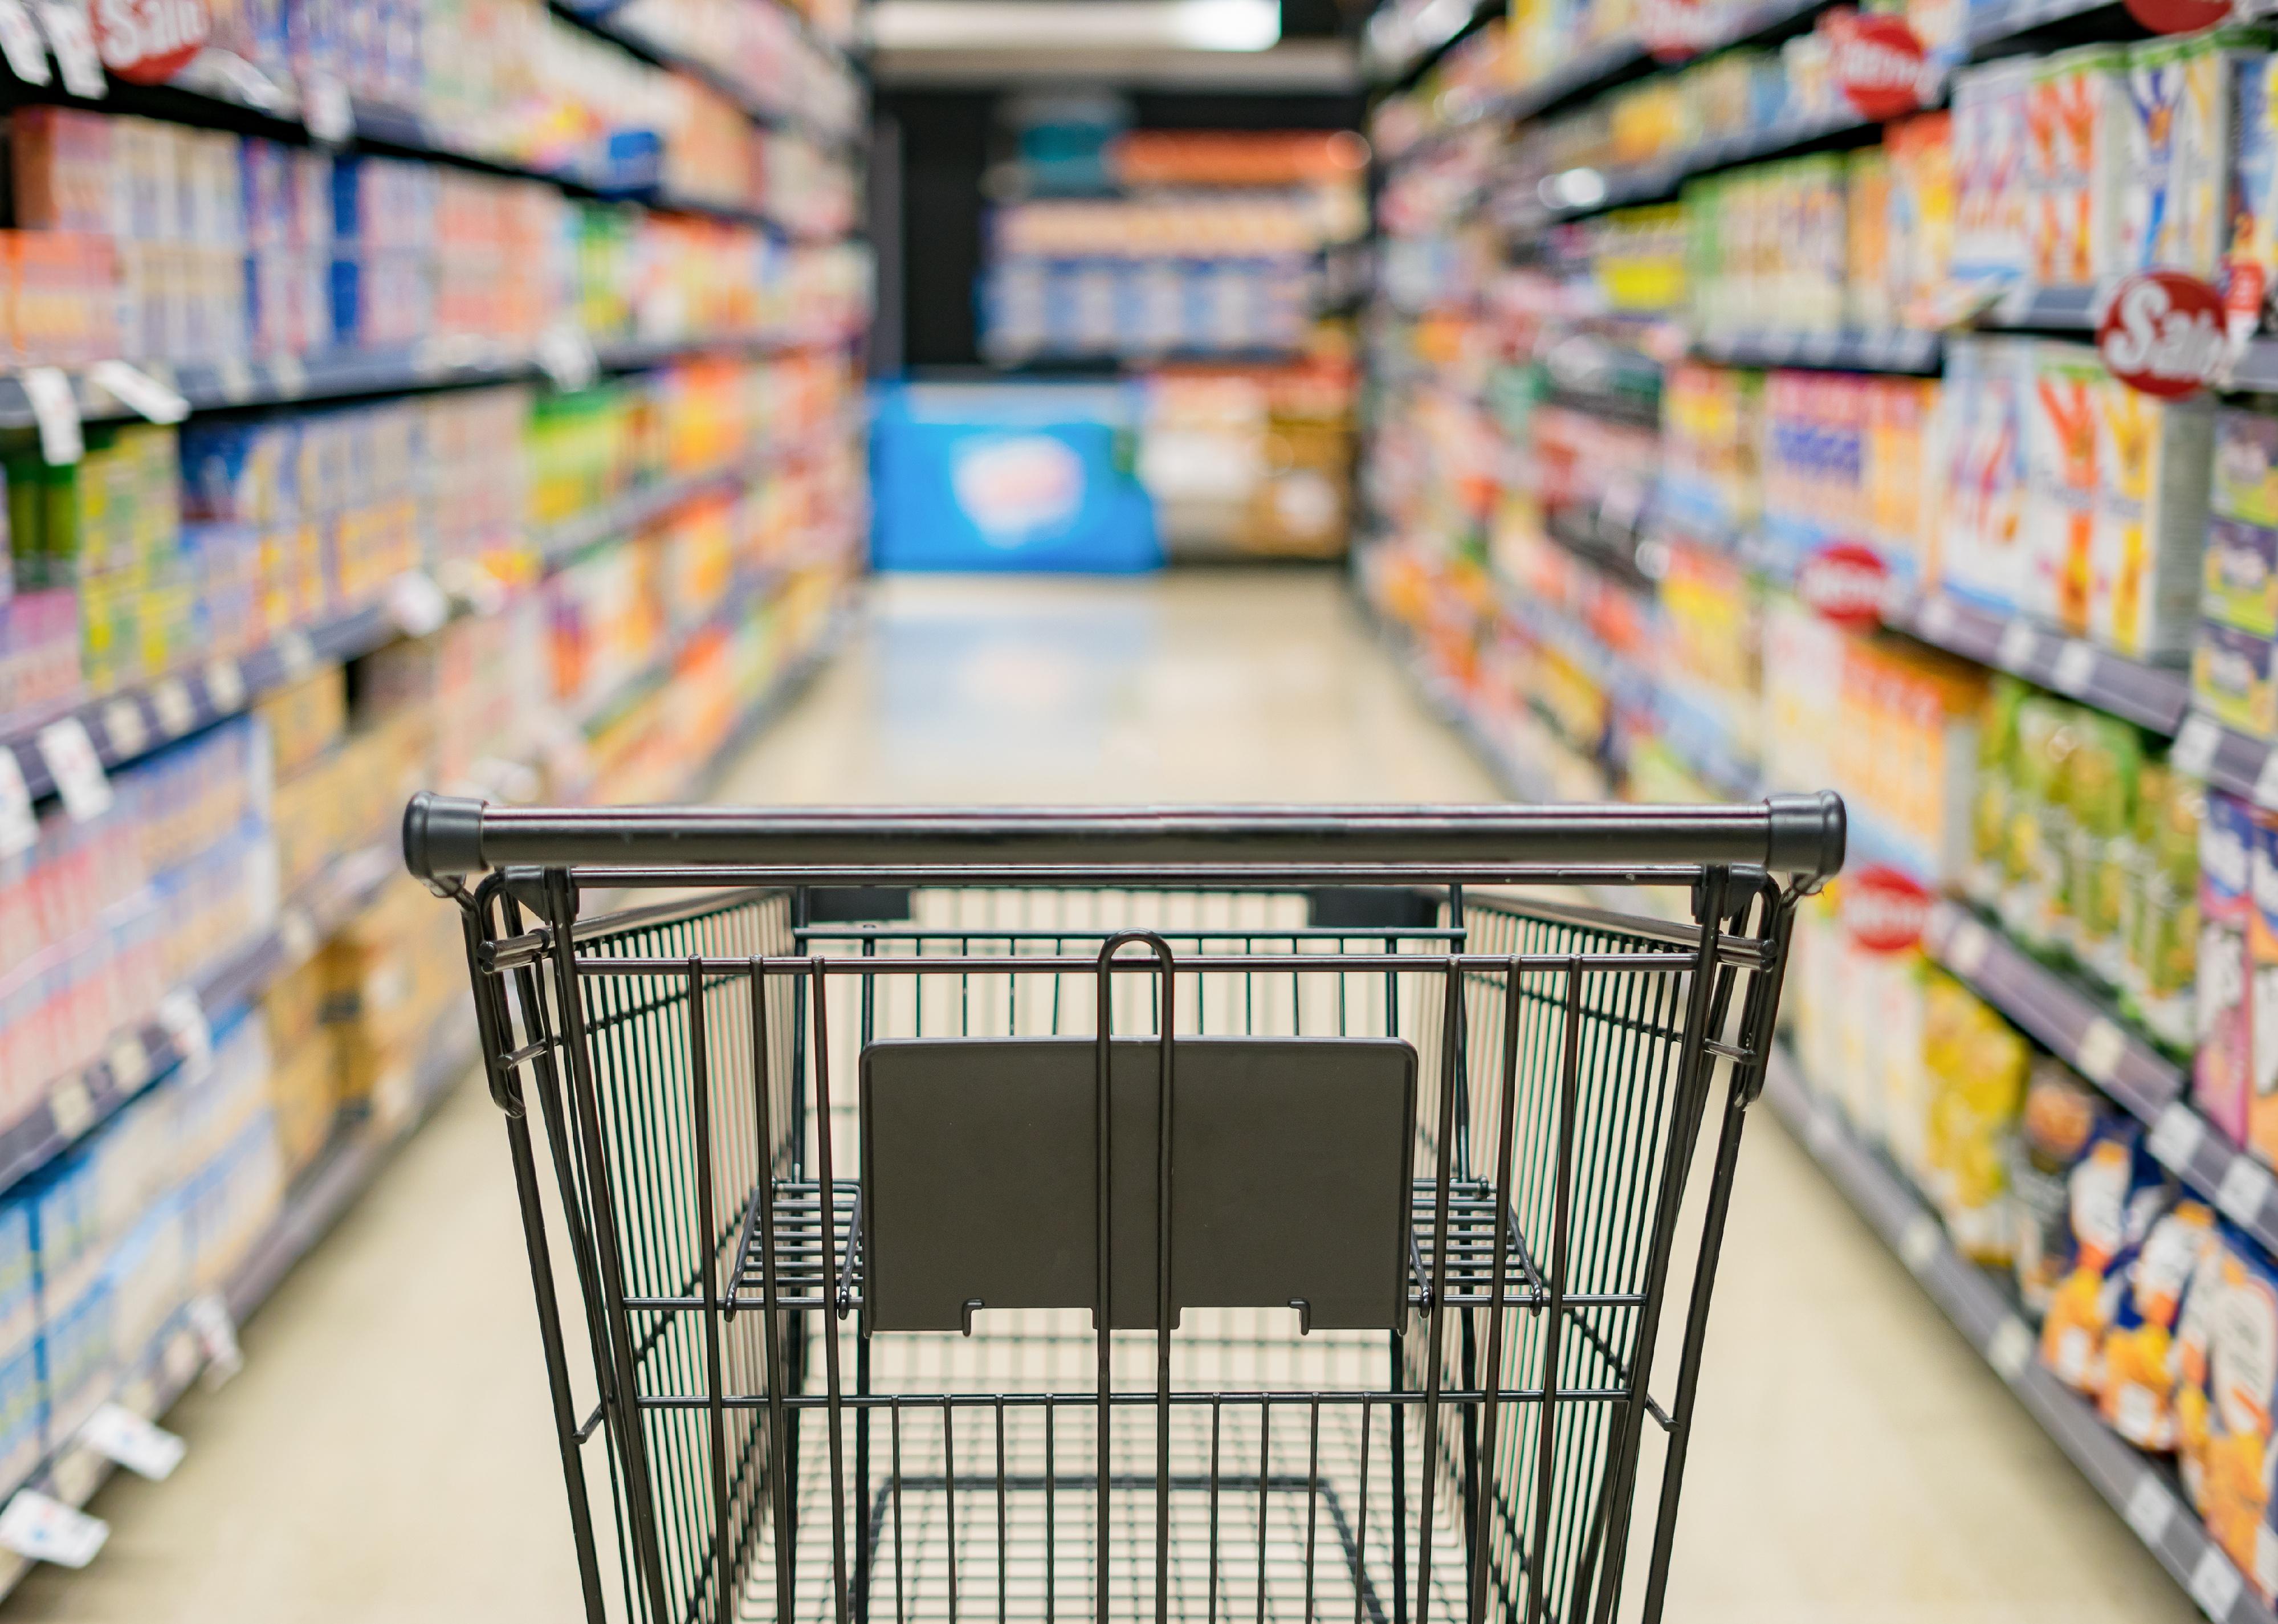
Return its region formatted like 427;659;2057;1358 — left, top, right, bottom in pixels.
10;572;2190;1623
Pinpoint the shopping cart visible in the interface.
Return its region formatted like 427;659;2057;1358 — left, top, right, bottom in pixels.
403;793;1843;1624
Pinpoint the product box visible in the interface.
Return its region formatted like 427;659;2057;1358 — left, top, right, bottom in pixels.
2024;342;2105;632
2011;1060;2108;1316
2218;409;2278;528
1941;336;2032;613
2025;47;2125;287
2200;787;2258;1146
2114;32;2249;280
2101;1197;2216;1448
2041;1119;2166;1391
2252;810;2278;1173
2207;516;2278;639
2092;389;2214;660
1953;58;2034;284
2196;620;2278;738
2197;1232;2278;1597
2234;55;2278;340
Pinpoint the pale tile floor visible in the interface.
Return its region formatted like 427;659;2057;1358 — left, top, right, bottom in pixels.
6;571;2193;1622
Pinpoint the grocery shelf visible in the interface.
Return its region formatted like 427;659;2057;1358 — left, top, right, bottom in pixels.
537;418;854;569
1919;899;2278;1260
1692;325;1942;374
1543;504;1660;589
0;330;846;435
5;430;854;805
3;600;408;803
1511;102;1876;230
1880;592;2192;733
1761;1052;2266;1624
549;0;861;137
1978;281;2105;332
1366;0;1505;87
1501;0;1837;124
2224;337;2278;394
0;599;847;1601
0;843;398;1207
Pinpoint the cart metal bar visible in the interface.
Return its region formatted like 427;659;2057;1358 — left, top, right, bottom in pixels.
404;794;1846;880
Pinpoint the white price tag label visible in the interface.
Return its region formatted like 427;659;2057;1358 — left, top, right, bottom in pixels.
78;1403;182;1481
1806;1099;1843;1157
302;71;352;145
1897;1213;1942;1275
20;365;80;464
186;1293;241;1385
98;696;145;760
535;322;600;393
274;627;313;678
267;352;306;398
211;354;254;403
2254;749;2278;814
87;359;186;425
1917;594;1958;642
278;908;316;966
1987;1316;2034;1381
2051;640;2096;696
2190;1548;2244;1619
0;750;35;859
0;0;49;81
2219;1154;2275;1230
36;717;111;821
2149;1104;2207;1172
156;990;210;1072
204;657;244;713
149;677;194;737
2074;1017;2126;1087
1996;619;2038;671
28;0;97;97
47;1074;91;1137
2124;1474;2175;1547
103;1033;146;1092
1599;475;1647;537
2174;713;2223;780
1945;918;1992;979
161;1330;197;1389
0;1490;107;1568
386;571;450;638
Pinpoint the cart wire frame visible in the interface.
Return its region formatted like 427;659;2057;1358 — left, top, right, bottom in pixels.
407;794;1843;1624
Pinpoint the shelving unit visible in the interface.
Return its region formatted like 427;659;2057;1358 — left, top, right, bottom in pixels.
1365;0;2278;1611
0;0;870;1588
0;610;843;1605
1762;1053;2264;1624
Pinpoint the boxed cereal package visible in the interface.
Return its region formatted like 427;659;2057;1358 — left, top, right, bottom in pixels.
2200;787;2257;1146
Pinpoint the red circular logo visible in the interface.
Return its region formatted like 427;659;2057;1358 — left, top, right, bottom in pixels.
1638;0;1717;63
1845;866;1933;956
1796;540;1892;630
93;0;208;84
2122;0;2232;32
2097;270;2228;399
1833;14;1927;122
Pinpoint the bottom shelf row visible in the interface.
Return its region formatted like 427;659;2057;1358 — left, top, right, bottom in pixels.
1763;1053;2262;1624
0;603;846;1588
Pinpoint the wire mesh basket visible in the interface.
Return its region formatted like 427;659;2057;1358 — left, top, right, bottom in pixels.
404;795;1843;1624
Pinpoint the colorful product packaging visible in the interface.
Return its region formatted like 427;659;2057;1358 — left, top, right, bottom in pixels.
1921;973;2030;1256
2041;1119;2169;1392
2195;1231;2278;1597
2024;47;2125;288
2011;1059;2109;1316
2199;787;2257;1147
1952;58;2033;285
2123;761;2202;1052
2217;409;2278;528
2091;387;2214;661
2230;54;2278;341
2025;342;2104;634
2251;809;2278;1171
1941;336;2032;613
2196;619;2278;738
2101;1197;2216;1448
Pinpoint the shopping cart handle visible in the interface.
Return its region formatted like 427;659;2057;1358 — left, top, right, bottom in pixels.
405;789;1846;884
